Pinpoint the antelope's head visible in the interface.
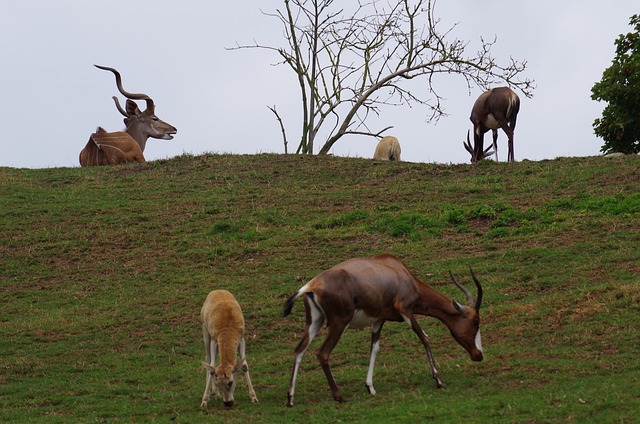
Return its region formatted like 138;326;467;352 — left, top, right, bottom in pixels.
447;269;484;361
94;65;177;144
464;130;494;163
202;360;245;408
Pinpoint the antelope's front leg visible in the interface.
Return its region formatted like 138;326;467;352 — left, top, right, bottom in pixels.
201;369;213;408
210;341;221;399
405;314;446;388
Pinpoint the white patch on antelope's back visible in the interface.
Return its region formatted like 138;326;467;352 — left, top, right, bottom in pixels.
298;280;314;294
348;309;377;329
507;96;516;116
484;113;500;130
475;330;483;353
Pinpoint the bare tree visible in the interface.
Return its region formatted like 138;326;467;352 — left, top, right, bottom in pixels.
231;0;534;155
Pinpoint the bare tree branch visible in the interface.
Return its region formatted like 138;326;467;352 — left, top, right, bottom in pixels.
268;105;289;153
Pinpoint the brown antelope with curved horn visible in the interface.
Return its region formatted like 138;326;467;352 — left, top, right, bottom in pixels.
79;65;177;167
283;253;483;406
464;87;520;163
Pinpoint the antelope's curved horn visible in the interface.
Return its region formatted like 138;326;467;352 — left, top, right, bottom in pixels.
94;64;155;112
469;268;483;311
464;130;473;154
111;96;128;117
449;271;475;307
482;145;495;158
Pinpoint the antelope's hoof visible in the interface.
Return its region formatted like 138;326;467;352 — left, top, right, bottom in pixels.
334;395;347;403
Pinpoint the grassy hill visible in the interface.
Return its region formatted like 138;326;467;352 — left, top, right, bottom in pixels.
1;154;639;423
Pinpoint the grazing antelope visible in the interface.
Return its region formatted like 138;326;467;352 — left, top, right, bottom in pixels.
200;290;258;409
464;87;520;162
373;136;401;161
79;65;177;167
283;254;483;407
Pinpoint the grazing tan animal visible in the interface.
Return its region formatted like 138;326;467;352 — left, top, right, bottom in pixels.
373;136;401;161
283;254;483;407
200;290;258;409
464;87;520;162
79;65;177;167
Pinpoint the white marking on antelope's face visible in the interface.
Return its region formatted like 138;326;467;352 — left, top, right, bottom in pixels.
475;330;483;353
214;371;237;408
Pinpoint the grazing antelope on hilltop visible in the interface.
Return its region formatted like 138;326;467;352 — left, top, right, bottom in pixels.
79;65;177;167
464;87;520;162
200;290;258;409
373;136;401;161
283;254;483;407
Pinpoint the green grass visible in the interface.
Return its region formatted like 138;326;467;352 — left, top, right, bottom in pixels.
1;154;639;423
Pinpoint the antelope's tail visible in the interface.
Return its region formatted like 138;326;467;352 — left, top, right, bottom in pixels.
283;292;299;317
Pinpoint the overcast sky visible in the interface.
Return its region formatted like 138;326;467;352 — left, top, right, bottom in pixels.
0;1;636;168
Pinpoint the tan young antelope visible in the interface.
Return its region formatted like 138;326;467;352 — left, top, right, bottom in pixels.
283;254;483;407
79;65;177;166
464;87;520;162
200;290;258;409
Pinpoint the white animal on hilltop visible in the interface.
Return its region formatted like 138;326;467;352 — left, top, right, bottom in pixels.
200;290;258;409
283;254;483;407
373;136;401;161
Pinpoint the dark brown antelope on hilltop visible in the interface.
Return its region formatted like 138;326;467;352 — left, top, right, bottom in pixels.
464;86;520;162
79;65;177;167
283;254;483;406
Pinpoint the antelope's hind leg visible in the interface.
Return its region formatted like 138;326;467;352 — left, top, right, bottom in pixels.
237;338;258;403
317;318;351;403
365;320;384;395
286;294;325;407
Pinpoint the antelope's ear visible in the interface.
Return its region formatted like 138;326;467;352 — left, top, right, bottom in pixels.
201;361;215;372
452;300;469;317
125;99;141;116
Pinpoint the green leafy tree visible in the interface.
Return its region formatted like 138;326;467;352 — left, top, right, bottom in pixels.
592;14;640;154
